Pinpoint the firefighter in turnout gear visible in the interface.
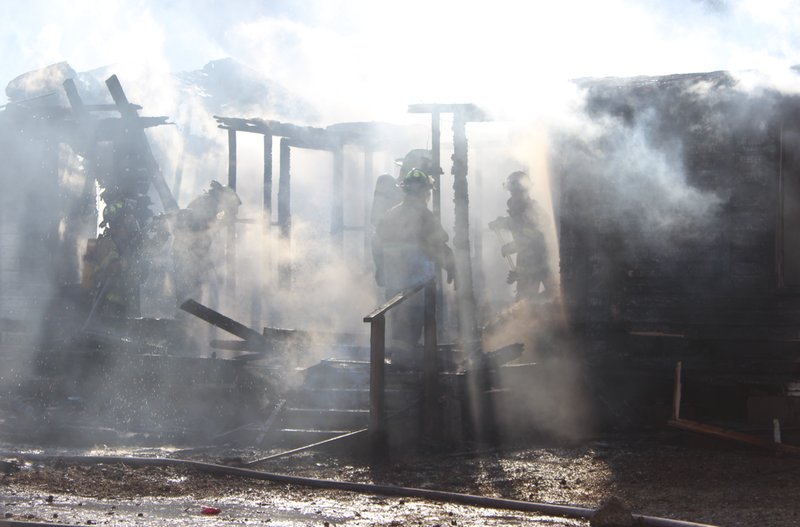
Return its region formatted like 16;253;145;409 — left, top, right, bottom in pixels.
370;149;434;228
86;194;146;319
489;170;554;302
171;180;241;306
372;168;455;369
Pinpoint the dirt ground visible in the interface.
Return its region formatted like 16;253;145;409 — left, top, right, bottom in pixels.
2;431;799;527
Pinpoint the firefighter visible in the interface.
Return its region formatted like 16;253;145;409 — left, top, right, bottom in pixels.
87;196;144;320
372;168;455;368
489;170;554;302
171;180;241;305
370;173;403;227
370;149;434;227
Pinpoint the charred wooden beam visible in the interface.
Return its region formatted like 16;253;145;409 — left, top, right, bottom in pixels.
278;137;292;289
179;299;270;350
62;79;84;113
668;418;800;456
408;103;489;122
63;80;142;114
214;117;410;151
451;111;480;354
214;116;335;150
368;314;387;458
669;359;800;455
104;74;179;212
258;133;274;321
431;110;442;219
263;135;274;216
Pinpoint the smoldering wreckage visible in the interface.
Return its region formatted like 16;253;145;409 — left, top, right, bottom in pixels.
1;61;800;527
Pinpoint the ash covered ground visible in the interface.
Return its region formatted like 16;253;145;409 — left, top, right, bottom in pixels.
2;432;799;526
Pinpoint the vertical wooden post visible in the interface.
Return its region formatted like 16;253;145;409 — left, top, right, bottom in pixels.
369;316;387;459
226;129;238;306
672;361;682;421
263;133;273;284
278;137;292;289
431;111;442;221
777;124;785;288
452;111;479;351
431;110;445;334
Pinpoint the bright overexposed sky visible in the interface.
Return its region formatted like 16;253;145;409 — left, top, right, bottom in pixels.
2;0;799;122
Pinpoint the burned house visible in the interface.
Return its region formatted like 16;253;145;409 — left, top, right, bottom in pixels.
10;55;800;456
553;69;800;433
0;63;495;450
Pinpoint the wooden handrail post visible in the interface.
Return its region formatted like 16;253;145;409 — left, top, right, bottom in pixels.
363;278;436;460
672;361;682;421
368;315;387;458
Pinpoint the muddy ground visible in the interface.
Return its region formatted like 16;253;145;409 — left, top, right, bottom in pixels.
2;431;799;527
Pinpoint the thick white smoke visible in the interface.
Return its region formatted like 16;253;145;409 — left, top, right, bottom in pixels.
2;0;800;442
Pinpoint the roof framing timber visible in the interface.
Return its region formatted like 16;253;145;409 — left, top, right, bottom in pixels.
214;116;408;151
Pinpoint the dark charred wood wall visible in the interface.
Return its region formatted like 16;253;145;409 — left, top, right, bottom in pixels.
553;70;800;364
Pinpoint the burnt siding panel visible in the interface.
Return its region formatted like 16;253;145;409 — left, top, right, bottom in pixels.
724;135;780;296
556;71;800;349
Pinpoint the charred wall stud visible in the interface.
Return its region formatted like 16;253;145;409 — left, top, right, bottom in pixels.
263;132;273;282
278;136;292;288
104;75;178;213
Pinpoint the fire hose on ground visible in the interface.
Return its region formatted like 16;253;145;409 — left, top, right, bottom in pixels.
1;453;718;527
